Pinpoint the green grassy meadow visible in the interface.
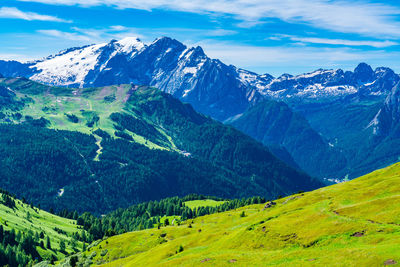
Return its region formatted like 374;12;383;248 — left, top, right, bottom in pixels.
58;162;400;266
0;193;86;260
183;200;227;210
0;78;172;151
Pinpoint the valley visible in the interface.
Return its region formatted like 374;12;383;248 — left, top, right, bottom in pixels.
54;162;400;266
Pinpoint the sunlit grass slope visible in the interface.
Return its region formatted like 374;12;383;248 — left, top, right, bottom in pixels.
183;199;227;210
63;162;400;266
0;78;171;151
0;193;86;259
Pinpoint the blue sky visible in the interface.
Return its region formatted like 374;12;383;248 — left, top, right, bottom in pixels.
1;0;400;76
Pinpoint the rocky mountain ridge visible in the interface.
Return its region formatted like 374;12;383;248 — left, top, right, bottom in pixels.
1;37;400;180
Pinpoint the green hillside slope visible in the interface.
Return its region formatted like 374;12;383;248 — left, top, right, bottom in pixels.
0;190;89;266
0;77;321;214
57;162;400;266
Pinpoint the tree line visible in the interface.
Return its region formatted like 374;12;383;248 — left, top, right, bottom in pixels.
73;194;266;241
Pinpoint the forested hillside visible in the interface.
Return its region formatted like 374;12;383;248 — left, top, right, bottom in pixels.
0;189;88;266
0;77;321;214
228;100;347;178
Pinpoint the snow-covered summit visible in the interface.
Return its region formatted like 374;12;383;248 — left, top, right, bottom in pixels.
29;37;145;87
0;38;399;120
255;63;399;99
115;37;145;54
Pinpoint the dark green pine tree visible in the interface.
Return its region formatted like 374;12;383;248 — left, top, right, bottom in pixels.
46;236;51;250
59;240;66;252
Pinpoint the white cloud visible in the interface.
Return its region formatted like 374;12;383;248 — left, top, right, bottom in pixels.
37;26;144;42
0;53;36;62
0;7;71;22
35;25;236;45
2;30;400;75
16;0;400;38
206;29;237;36
109;25;128;31
192;40;400;75
37;29;92;41
274;35;399;48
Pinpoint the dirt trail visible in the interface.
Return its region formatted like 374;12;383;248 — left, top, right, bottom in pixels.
327;203;400;228
93;135;103;161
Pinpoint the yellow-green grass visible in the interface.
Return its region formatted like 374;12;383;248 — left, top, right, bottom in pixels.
0;193;86;258
17;85;130;136
69;162;400;266
160;216;182;225
0;78;175;152
1;79;201;155
183;199;227;210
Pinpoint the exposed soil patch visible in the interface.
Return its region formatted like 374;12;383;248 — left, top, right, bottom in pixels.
351;231;365;237
229;259;237;263
384;259;397;265
263;201;276;210
201;258;211;263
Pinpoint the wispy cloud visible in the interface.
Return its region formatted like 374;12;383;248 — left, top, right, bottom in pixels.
36;25;236;45
37;29;91;41
272;35;399;48
3;30;400;75
37;25;144;42
192;40;400;75
205;29;237;37
0;7;71;22
0;53;37;62
17;0;400;38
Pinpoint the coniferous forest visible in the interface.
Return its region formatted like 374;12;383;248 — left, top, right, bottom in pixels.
0;80;320;215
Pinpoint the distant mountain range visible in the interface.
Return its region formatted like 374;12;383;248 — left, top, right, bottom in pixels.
1;37;400;180
0;37;262;121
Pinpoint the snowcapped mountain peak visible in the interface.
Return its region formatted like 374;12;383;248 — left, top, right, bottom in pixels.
260;73;274;80
253;63;399;100
152;36;168;43
1;35;399;121
277;73;293;80
295;69;335;79
27;37;145;87
30;42;107;87
115;37;145;54
151;36;183;48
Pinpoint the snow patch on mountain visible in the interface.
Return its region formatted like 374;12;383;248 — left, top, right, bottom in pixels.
116;37;145;54
29;37;145;87
296;69;336;79
237;68;273;92
255;65;398;100
366;109;381;135
295;84;357;98
2;38;400;121
31;43;107;87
